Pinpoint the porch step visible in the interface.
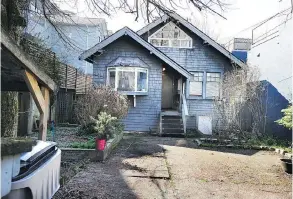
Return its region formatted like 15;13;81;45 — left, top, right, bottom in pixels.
162;119;182;125
162;128;184;134
161;114;184;135
162;123;183;128
162;115;181;119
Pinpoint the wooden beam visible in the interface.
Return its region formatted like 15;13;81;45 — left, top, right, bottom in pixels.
39;87;49;141
1;32;57;91
2;32;57;91
23;70;45;114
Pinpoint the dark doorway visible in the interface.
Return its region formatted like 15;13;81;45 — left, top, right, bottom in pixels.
162;72;173;109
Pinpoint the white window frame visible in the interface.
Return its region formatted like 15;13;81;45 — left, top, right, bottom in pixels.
206;72;221;98
148;22;193;49
107;67;148;93
189;72;204;96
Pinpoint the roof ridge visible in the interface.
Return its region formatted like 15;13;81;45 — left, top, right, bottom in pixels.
79;26;191;78
137;12;246;68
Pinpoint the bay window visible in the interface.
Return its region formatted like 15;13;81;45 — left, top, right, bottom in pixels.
107;67;148;92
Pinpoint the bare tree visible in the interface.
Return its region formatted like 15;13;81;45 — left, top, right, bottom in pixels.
74;85;129;127
188;13;221;41
17;0;231;47
213;66;266;140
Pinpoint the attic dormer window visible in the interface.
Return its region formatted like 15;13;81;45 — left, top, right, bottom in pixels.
149;22;192;48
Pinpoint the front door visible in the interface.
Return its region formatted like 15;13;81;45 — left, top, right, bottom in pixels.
162;72;173;109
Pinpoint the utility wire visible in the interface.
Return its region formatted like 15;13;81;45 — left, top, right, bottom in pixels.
223;7;292;46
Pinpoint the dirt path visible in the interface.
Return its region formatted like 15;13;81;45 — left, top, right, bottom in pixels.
55;136;292;199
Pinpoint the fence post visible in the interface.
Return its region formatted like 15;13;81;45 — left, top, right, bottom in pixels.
84;75;87;94
65;65;68;92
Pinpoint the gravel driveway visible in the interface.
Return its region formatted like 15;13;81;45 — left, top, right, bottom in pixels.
55;135;292;199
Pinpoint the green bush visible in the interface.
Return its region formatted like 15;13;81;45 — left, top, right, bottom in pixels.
70;139;96;149
276;105;292;130
247;136;291;151
78;112;124;139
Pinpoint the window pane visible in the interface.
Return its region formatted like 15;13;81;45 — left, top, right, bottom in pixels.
192;72;204;80
149;22;192;48
160;40;169;47
117;70;135;91
207;72;221;82
109;70;115;88
172;40;180;47
190;82;202;96
150;39;160;46
206;82;220;98
137;70;147;91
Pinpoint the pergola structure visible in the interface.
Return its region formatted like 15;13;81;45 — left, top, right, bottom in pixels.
1;30;57;141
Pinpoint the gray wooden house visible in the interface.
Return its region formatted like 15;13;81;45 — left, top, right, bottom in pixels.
79;12;245;135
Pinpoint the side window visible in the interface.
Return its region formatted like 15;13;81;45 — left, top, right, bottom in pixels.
189;72;204;96
206;72;221;98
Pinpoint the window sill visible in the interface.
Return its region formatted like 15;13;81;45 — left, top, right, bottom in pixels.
118;91;148;96
187;96;220;100
187;95;203;100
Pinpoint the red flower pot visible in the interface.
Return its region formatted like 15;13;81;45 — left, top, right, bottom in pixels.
96;138;106;151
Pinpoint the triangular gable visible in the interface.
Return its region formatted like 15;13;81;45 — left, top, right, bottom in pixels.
137;12;246;68
79;27;191;78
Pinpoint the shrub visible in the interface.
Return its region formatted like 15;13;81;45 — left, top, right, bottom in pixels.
71;139;96;149
74;85;128;127
79;112;124;139
276;105;292;130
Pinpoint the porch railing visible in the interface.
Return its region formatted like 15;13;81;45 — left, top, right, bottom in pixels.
180;90;189;135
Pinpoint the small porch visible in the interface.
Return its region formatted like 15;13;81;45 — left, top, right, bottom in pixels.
160;65;189;136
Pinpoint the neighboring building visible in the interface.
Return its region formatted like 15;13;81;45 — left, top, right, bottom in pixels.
80;13;246;134
25;10;108;74
247;8;292;101
241;80;291;139
226;38;252;63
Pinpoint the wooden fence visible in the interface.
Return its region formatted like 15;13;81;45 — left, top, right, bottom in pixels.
59;63;92;94
56;64;92;124
21;35;92;124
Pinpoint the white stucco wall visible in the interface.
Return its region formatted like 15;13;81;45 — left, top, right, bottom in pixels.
247;18;292;100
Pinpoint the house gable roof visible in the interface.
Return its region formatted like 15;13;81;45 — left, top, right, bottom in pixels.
137;12;246;68
79;27;191;78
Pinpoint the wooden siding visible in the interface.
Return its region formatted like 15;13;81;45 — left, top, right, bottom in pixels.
93;37;162;132
141;20;233;131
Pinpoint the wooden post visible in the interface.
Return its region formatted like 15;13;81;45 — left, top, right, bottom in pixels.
39;87;49;141
23;70;49;141
23;70;45;114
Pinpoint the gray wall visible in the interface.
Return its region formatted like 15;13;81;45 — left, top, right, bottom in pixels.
93;21;236;132
93;37;162;131
141;20;232;130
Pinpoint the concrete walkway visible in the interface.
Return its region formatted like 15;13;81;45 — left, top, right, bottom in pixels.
55;136;292;199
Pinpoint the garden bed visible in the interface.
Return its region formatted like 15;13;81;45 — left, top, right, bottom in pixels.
29;127;90;148
96;132;124;161
196;137;293;159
